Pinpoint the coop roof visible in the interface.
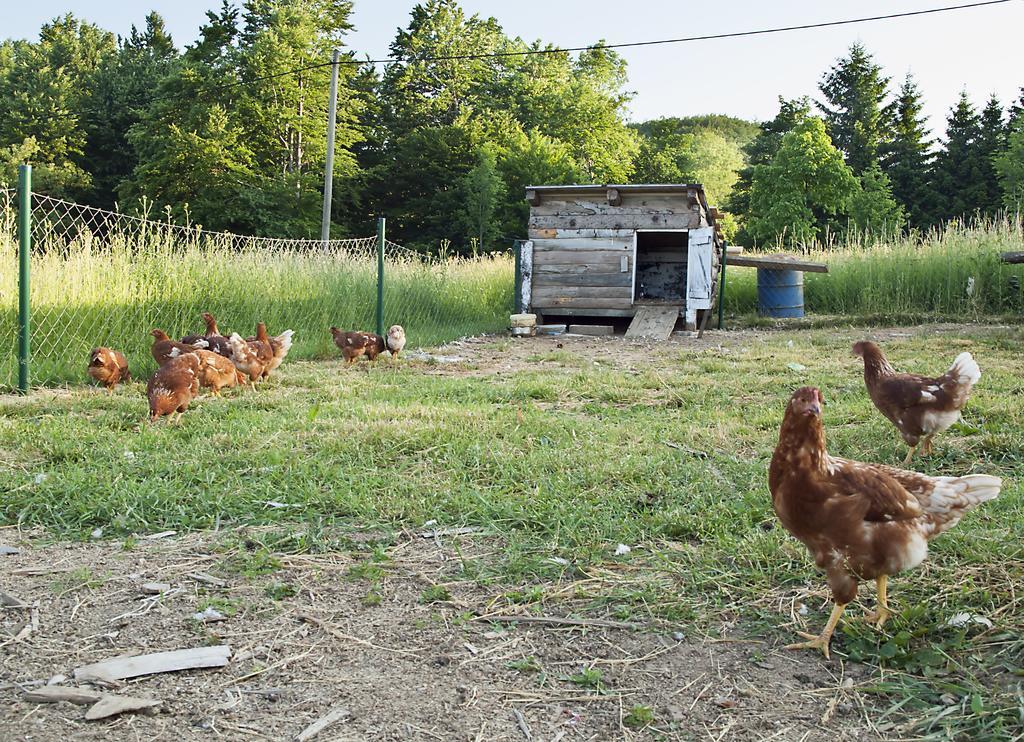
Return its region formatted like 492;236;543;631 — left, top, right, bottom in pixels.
525;183;715;223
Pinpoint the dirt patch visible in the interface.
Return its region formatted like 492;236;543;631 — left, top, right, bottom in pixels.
427;322;1014;378
1;530;877;741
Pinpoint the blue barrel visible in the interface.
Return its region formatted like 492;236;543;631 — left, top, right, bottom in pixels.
757;268;804;318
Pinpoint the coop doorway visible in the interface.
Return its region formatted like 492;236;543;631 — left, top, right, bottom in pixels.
632;230;688;304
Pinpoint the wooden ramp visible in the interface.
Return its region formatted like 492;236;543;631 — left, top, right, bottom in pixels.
625;305;681;340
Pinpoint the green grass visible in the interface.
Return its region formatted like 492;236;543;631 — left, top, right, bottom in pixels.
723;218;1024;321
0;326;1022;737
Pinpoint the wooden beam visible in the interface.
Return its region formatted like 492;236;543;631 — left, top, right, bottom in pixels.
725;255;829;273
538;307;636;318
533;272;632;288
606;187;622;206
533;297;634;309
1000;251;1024;264
525;189;541;206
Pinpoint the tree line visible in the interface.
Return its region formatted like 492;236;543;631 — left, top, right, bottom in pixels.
1;1;1021;252
730;42;1024;247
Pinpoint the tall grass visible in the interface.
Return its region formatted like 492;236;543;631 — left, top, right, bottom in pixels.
0;198;512;389
723;218;1024;320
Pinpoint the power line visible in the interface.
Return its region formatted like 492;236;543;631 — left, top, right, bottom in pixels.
363;0;1017;64
149;0;1013;106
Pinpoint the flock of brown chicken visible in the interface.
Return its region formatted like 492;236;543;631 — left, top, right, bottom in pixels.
771;341;1002;658
87;312;406;422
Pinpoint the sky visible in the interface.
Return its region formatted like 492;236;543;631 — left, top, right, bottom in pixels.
5;0;1024;135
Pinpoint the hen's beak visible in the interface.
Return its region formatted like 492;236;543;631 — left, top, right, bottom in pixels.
806;402;821;416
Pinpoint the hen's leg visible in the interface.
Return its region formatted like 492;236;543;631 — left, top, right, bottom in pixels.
785;602;847;660
922;434;935;456
902;444;918;467
862;575;892;629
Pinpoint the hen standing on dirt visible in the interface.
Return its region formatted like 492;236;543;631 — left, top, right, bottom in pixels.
852;341;981;465
769;386;1000;659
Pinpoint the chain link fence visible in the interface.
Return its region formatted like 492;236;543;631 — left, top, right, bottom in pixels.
1;187;513;390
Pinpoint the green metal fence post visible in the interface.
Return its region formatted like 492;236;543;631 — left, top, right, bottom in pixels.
513;240;523;314
17;164;31;394
717;240;728;331
376;217;385;337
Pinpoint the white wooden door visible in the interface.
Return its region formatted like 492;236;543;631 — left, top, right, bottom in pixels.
520;240;533;311
685;227;715;326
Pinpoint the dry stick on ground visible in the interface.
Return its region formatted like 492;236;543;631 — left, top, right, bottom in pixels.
297;612;422;656
294;705;352;742
472;615;642;631
512;708;532;740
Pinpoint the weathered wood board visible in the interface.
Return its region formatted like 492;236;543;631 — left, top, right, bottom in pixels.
532;286;632;301
533;272;632;288
532;297;633;310
625;305;682;340
530;213;700;231
529;228;635;240
726;255;828;272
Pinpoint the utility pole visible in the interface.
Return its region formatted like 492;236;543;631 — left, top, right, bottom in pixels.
321;48;342;243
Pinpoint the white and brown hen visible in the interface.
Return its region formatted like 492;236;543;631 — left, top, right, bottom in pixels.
770;386;1000;659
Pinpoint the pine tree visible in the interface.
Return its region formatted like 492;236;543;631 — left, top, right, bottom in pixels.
976;95;1006;214
880;74;932;228
930;92;986;223
994;124;1024;210
1007;87;1024;132
818;42;891;174
848;162;906;236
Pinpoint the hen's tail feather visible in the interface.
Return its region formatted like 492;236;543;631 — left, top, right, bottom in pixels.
925;474;1001;535
274;330;295;360
947;352;981;386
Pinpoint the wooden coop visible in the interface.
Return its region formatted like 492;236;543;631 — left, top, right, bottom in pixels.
519;184;725;336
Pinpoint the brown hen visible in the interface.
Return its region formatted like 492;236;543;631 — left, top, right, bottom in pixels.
770;386;1000;658
182;313;232;357
853;341;980;465
151;329;207;366
88;347;131;392
146;353;201;422
330;328;385;364
227;323;274;389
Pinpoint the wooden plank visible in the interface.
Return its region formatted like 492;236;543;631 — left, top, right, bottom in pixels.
532;297;634;309
525;189;541;206
534;272;631;288
530;213;700;231
528;195;698;217
535;250;626;266
539;307;636;318
532;238;631;251
726;255;828;273
568;324;615;336
529;228;634;240
625;305;682;340
532;286;631;300
535;263;626;275
74;645;232;682
1001;251;1024;264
